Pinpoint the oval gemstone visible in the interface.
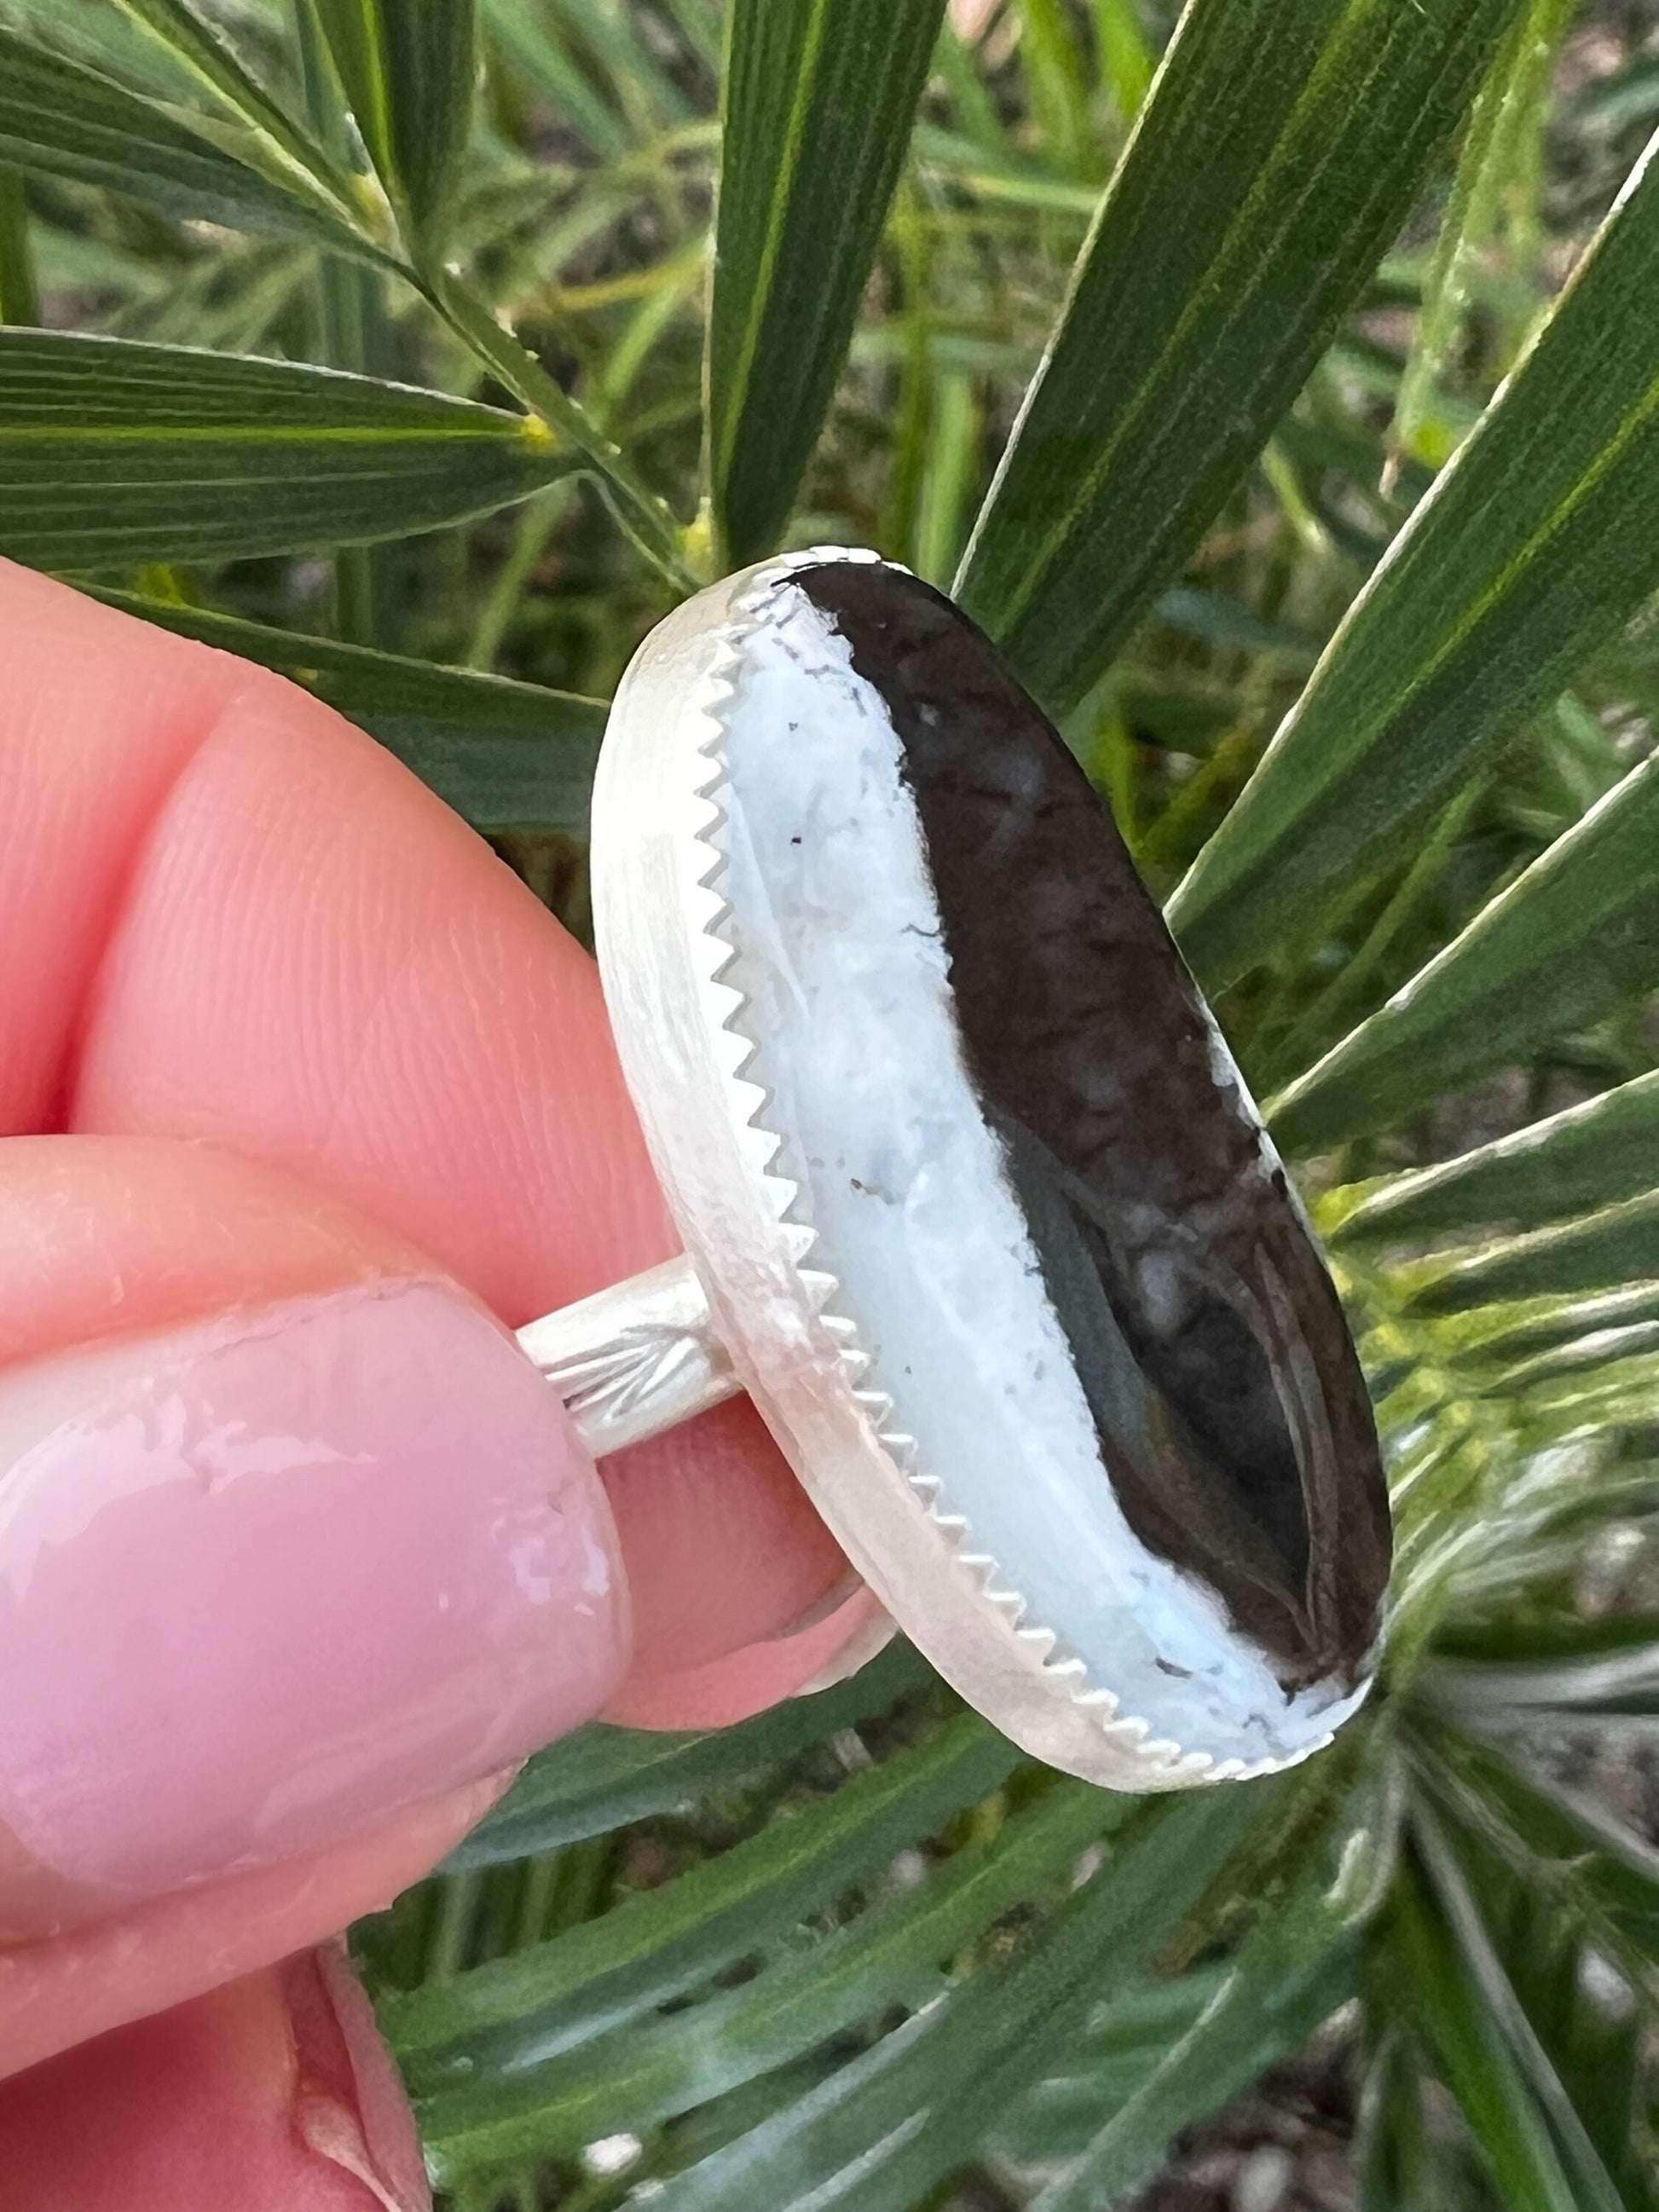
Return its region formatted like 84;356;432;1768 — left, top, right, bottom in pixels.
703;550;1390;1766
790;560;1390;1695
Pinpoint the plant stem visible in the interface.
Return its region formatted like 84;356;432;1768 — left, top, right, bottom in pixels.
419;261;701;596
914;370;980;587
465;484;575;668
320;256;396;644
464;260;704;666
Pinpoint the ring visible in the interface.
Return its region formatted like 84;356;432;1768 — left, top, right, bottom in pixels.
515;547;1392;1792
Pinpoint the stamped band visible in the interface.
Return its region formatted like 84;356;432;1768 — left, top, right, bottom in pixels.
516;1255;742;1458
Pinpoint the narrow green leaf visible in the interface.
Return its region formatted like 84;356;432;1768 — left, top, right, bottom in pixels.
911;121;1100;215
990;1970;1230;2162
1413;1804;1633;2212
420;263;696;593
932;24;1009;154
955;0;1521;716
1333;1072;1659;1250
1014;0;1095;180
383;1711;1020;2075
1269;742;1659;1153
912;370;980;589
1171;128;1659;992
1153;586;1322;671
1476;1884;1659;2212
1355;2030;1455;2212
95;592;604;835
447;1639;934;1868
641;1782;1295;2212
481;0;630;159
1436;1612;1659;1669
1487;1320;1659;1401
547;0;692;138
1257;777;1488;1095
111;0;373;228
1401;1193;1659;1317
1028;1924;1356;2211
1388;1848;1580;2212
308;0;478;244
1427;1285;1659;1380
0;25;368;251
0;329;574;569
1430;1629;1659;1724
1092;0;1156;127
1420;1731;1659;1982
1391;0;1575;475
1522;1354;1659;1441
295;0;398;647
415;1780;1119;2178
708;0;948;565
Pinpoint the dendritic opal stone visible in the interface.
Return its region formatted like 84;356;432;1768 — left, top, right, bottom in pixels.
714;554;1390;1770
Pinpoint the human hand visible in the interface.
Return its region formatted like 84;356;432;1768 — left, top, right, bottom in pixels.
0;561;879;2204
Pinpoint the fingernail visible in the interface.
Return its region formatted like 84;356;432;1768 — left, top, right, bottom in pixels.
0;1281;629;1909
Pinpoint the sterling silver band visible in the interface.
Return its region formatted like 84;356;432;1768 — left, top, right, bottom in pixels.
516;1254;742;1457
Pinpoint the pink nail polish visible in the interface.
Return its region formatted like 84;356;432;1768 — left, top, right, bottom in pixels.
0;1281;630;1914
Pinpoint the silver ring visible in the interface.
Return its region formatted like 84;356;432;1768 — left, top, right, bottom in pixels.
515;549;1390;1793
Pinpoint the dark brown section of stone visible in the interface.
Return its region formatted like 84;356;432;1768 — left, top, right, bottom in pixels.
794;559;1390;1693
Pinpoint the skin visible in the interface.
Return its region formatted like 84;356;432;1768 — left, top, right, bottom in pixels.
0;559;876;2197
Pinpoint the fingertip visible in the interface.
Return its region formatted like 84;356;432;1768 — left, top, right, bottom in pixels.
0;1944;430;2210
0;1274;628;1925
599;1395;851;1684
605;1585;890;1731
0;1777;506;2083
0;1135;431;1370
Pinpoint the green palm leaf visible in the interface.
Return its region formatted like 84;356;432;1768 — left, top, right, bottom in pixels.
956;0;1524;716
1332;1072;1659;1249
414;1777;1115;2177
1172;125;1659;993
111;0;373;223
1386;1848;1581;2212
707;0;947;565
448;1637;934;1867
1026;1897;1358;2209
636;1784;1292;2212
0;23;370;252
97;591;605;834
305;0;478;247
1269;736;1659;1153
0;329;575;566
383;1712;1020;2085
16;8;1659;2205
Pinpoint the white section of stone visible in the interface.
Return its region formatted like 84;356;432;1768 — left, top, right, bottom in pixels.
716;578;1367;1764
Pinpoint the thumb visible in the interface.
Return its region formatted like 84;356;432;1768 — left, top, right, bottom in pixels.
0;1135;629;2068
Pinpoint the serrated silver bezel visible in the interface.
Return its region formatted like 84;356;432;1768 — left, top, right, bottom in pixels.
592;548;1336;1789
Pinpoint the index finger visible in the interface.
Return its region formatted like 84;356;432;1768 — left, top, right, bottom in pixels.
0;559;858;1718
